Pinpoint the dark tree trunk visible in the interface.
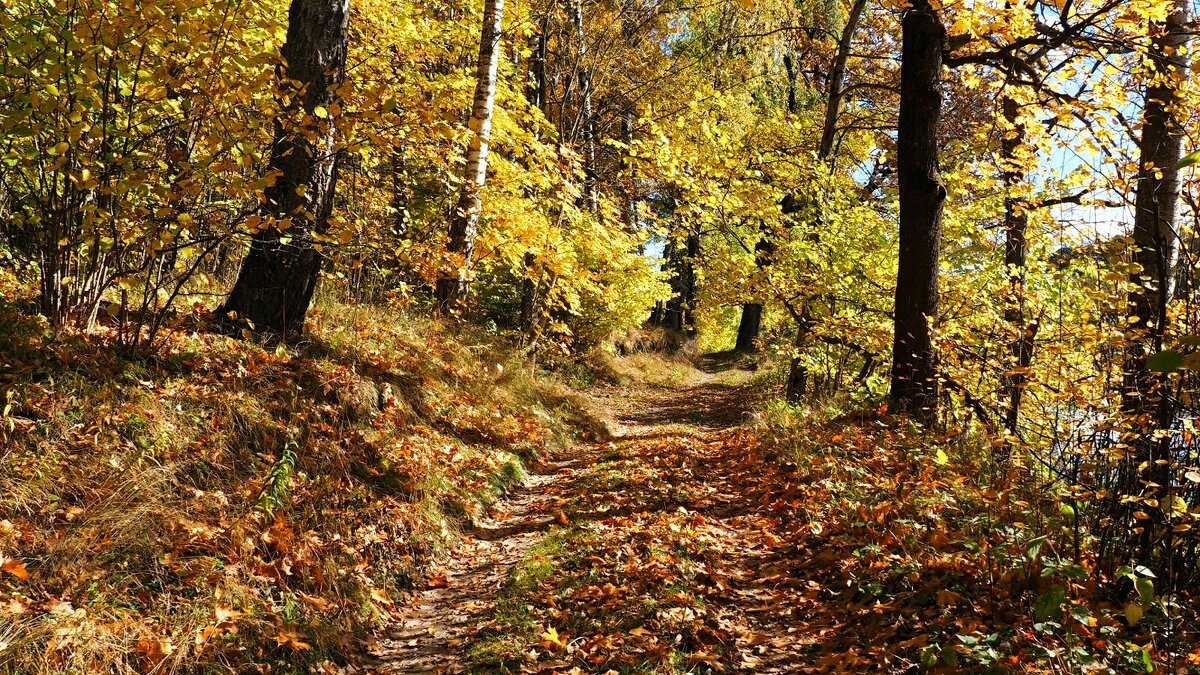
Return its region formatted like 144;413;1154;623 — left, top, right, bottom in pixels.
735;232;775;352
653;229;699;335
785;309;814;403
648;239;675;326
391;147;410;235
1112;0;1190;581
817;0;868;161
220;0;349;342
781;1;866;395
567;0;598;213
889;0;945;425
997;89;1035;465
735;303;763;352
528;14;548;112
783;51;798;115
621;111;638;241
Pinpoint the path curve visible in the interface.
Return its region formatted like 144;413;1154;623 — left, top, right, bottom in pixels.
359;354;760;673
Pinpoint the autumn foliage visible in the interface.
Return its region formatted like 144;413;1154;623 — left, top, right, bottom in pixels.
2;0;1200;670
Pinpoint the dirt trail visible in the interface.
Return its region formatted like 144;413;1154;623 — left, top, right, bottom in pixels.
359;353;764;673
359;463;586;674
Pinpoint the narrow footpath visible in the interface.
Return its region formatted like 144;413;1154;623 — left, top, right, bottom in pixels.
356;353;901;673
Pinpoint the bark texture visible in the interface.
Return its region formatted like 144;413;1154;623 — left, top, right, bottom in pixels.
889;0;945;424
1109;0;1190;581
998;86;1037;463
436;0;506;315
220;0;349;342
817;0;868;162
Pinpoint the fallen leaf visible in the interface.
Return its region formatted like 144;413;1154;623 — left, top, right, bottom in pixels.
1;557;29;581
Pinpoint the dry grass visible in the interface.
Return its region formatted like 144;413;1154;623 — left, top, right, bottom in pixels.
0;297;601;673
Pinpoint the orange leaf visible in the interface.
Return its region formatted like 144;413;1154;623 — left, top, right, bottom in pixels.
275;626;312;651
1;557;29;581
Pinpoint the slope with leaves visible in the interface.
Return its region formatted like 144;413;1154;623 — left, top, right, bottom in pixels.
0;291;600;673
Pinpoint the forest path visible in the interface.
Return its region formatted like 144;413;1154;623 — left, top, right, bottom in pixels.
358;352;823;674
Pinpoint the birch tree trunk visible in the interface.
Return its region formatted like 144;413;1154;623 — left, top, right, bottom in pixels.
220;0;349;342
436;0;506;316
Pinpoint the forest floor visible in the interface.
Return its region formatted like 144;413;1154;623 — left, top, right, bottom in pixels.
354;352;863;673
344;347;1195;675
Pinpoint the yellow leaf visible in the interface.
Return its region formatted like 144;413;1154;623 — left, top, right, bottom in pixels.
539;625;567;648
1124;601;1143;626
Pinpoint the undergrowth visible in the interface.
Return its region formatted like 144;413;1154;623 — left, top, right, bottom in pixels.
758;399;1199;672
0;297;599;673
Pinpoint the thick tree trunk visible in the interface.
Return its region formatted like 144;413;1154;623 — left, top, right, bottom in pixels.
220;0;349;342
735;303;763;352
1116;0;1189;577
735;232;775;352
889;0;945;425
436;0;506;315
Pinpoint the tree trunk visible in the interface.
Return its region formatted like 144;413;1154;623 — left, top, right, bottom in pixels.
817;0;868;162
889;0;945;425
648;238;675;326
220;0;349;342
997;87;1035;465
779;1;867;391
520;251;539;335
1116;0;1190;578
735;232;775;352
528;13;548;112
391;147;410;235
567;0;598;213
436;0;506;315
785;308;814;402
653;228;699;335
735;303;763;352
783;51;798;115
620;110;638;241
